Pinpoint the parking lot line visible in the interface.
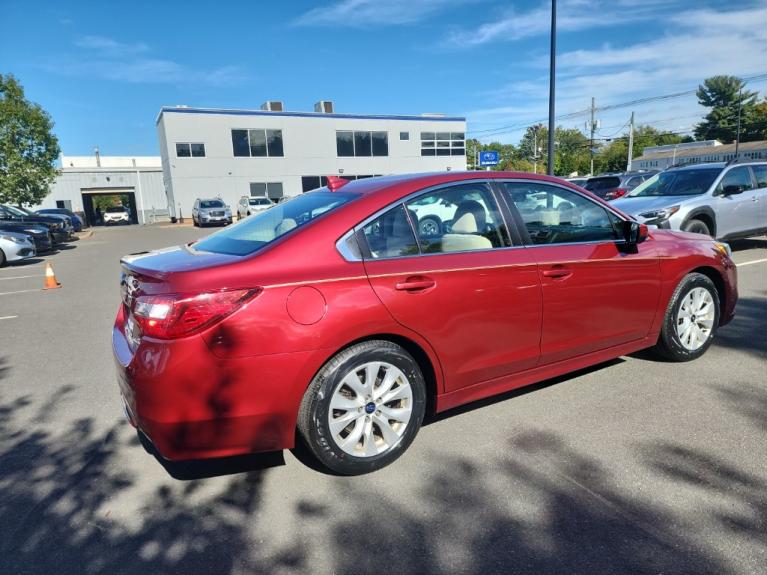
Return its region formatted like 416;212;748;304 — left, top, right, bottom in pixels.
0;288;41;296
737;257;767;267
0;275;43;281
0;315;18;320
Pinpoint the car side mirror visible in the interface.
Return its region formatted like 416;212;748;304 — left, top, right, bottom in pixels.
622;220;648;244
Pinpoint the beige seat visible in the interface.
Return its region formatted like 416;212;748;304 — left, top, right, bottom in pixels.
441;213;492;252
274;218;297;235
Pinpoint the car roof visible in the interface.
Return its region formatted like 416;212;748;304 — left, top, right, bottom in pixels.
668;162;726;171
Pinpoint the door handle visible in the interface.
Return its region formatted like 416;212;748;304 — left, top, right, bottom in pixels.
542;268;573;279
395;277;436;291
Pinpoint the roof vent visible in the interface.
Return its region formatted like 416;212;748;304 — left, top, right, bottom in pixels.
260;101;284;112
314;101;334;114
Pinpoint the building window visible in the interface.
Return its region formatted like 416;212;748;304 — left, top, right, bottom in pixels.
400;131;409;140
336;131;388;157
301;176;329;192
176;143;205;157
420;131;465;156
250;182;284;199
232;129;284;157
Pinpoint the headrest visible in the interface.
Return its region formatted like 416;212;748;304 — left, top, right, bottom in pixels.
451;212;478;233
275;218;297;234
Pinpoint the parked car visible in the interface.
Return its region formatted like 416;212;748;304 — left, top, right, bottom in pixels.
103;206;131;225
0;222;53;253
0;230;36;267
0;204;69;244
584;171;658;201
114;172;737;475
15;206;74;238
613;161;767;239
193;198;233;226
37;208;84;232
236;196;274;219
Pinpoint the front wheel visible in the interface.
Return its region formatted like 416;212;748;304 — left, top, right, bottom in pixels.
297;340;426;475
682;218;711;237
418;216;441;237
652;272;720;361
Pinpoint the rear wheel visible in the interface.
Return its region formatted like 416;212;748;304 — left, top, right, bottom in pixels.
418;216;441;237
298;340;426;475
682;219;711;237
652;273;720;361
0;249;6;267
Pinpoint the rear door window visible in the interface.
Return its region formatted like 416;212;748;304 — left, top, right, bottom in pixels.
406;183;509;253
362;205;419;259
750;165;767;188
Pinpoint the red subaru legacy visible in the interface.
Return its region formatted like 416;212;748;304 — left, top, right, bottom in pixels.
113;172;737;475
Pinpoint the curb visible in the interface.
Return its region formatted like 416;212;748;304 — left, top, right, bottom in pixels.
76;230;94;240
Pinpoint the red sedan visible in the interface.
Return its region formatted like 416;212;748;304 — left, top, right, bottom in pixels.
113;172;737;475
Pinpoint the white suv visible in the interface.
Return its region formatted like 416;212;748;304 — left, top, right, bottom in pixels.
612;161;767;239
103;206;130;225
237;196;274;219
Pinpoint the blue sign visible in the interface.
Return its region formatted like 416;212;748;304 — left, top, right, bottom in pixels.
479;150;500;166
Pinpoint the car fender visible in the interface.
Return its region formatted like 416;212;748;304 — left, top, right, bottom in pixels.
680;205;717;236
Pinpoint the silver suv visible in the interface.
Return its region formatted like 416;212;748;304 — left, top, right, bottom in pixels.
192;198;232;227
612;162;767;239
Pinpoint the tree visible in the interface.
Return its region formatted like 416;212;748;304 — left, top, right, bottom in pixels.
595;126;685;173
0;74;60;206
518;125;591;175
693;75;758;143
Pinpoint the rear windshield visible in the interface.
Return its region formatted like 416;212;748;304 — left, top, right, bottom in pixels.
193;190;359;256
628;168;721;197
249;198;273;205
584;177;621;191
200;200;225;209
106;206;127;213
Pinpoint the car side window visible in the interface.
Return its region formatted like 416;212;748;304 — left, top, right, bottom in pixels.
718;167;753;193
362;205;419;259
501;182;620;245
626;176;643;189
405;183;509;253
751;165;767;188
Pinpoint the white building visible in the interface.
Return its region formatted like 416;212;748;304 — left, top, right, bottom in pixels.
41;154;168;225
157;101;467;218
635;139;767;170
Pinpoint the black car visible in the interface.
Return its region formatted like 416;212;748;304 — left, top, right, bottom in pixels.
37;208;84;232
584;171;658;201
0;221;53;252
0;204;69;243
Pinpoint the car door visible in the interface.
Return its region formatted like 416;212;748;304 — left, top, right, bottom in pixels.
499;180;660;365
360;181;542;392
711;166;757;237
750;164;767;232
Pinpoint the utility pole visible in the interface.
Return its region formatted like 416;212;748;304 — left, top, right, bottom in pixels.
626;111;635;171
735;84;743;160
546;0;556;175
589;97;596;175
533;126;538;173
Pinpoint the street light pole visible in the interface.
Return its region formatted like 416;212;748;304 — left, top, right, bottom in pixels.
735;84;743;160
547;0;556;176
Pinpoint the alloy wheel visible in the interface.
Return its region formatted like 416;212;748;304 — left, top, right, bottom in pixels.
327;361;414;458
676;287;715;351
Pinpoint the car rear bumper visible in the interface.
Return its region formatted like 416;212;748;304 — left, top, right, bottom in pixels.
112;306;325;460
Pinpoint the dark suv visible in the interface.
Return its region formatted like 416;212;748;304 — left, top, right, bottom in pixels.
585;171;658;201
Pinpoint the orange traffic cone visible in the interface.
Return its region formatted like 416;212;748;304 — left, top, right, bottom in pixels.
43;262;61;290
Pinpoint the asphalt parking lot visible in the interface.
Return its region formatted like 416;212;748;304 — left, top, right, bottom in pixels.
0;225;765;575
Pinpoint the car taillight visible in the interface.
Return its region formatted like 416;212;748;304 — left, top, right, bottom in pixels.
133;288;261;339
605;188;628;200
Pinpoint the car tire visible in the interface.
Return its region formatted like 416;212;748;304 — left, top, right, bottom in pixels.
652;272;720;362
682;219;711;237
297;340;426;475
418;216;441;237
0;249;6;267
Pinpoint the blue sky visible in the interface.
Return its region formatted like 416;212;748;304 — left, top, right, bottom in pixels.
2;0;766;157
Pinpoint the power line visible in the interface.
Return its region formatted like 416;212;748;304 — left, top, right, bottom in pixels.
468;72;767;139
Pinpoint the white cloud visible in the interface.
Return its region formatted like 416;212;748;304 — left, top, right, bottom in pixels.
47;36;246;86
449;0;684;46
466;5;767;143
294;0;472;27
74;35;150;56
